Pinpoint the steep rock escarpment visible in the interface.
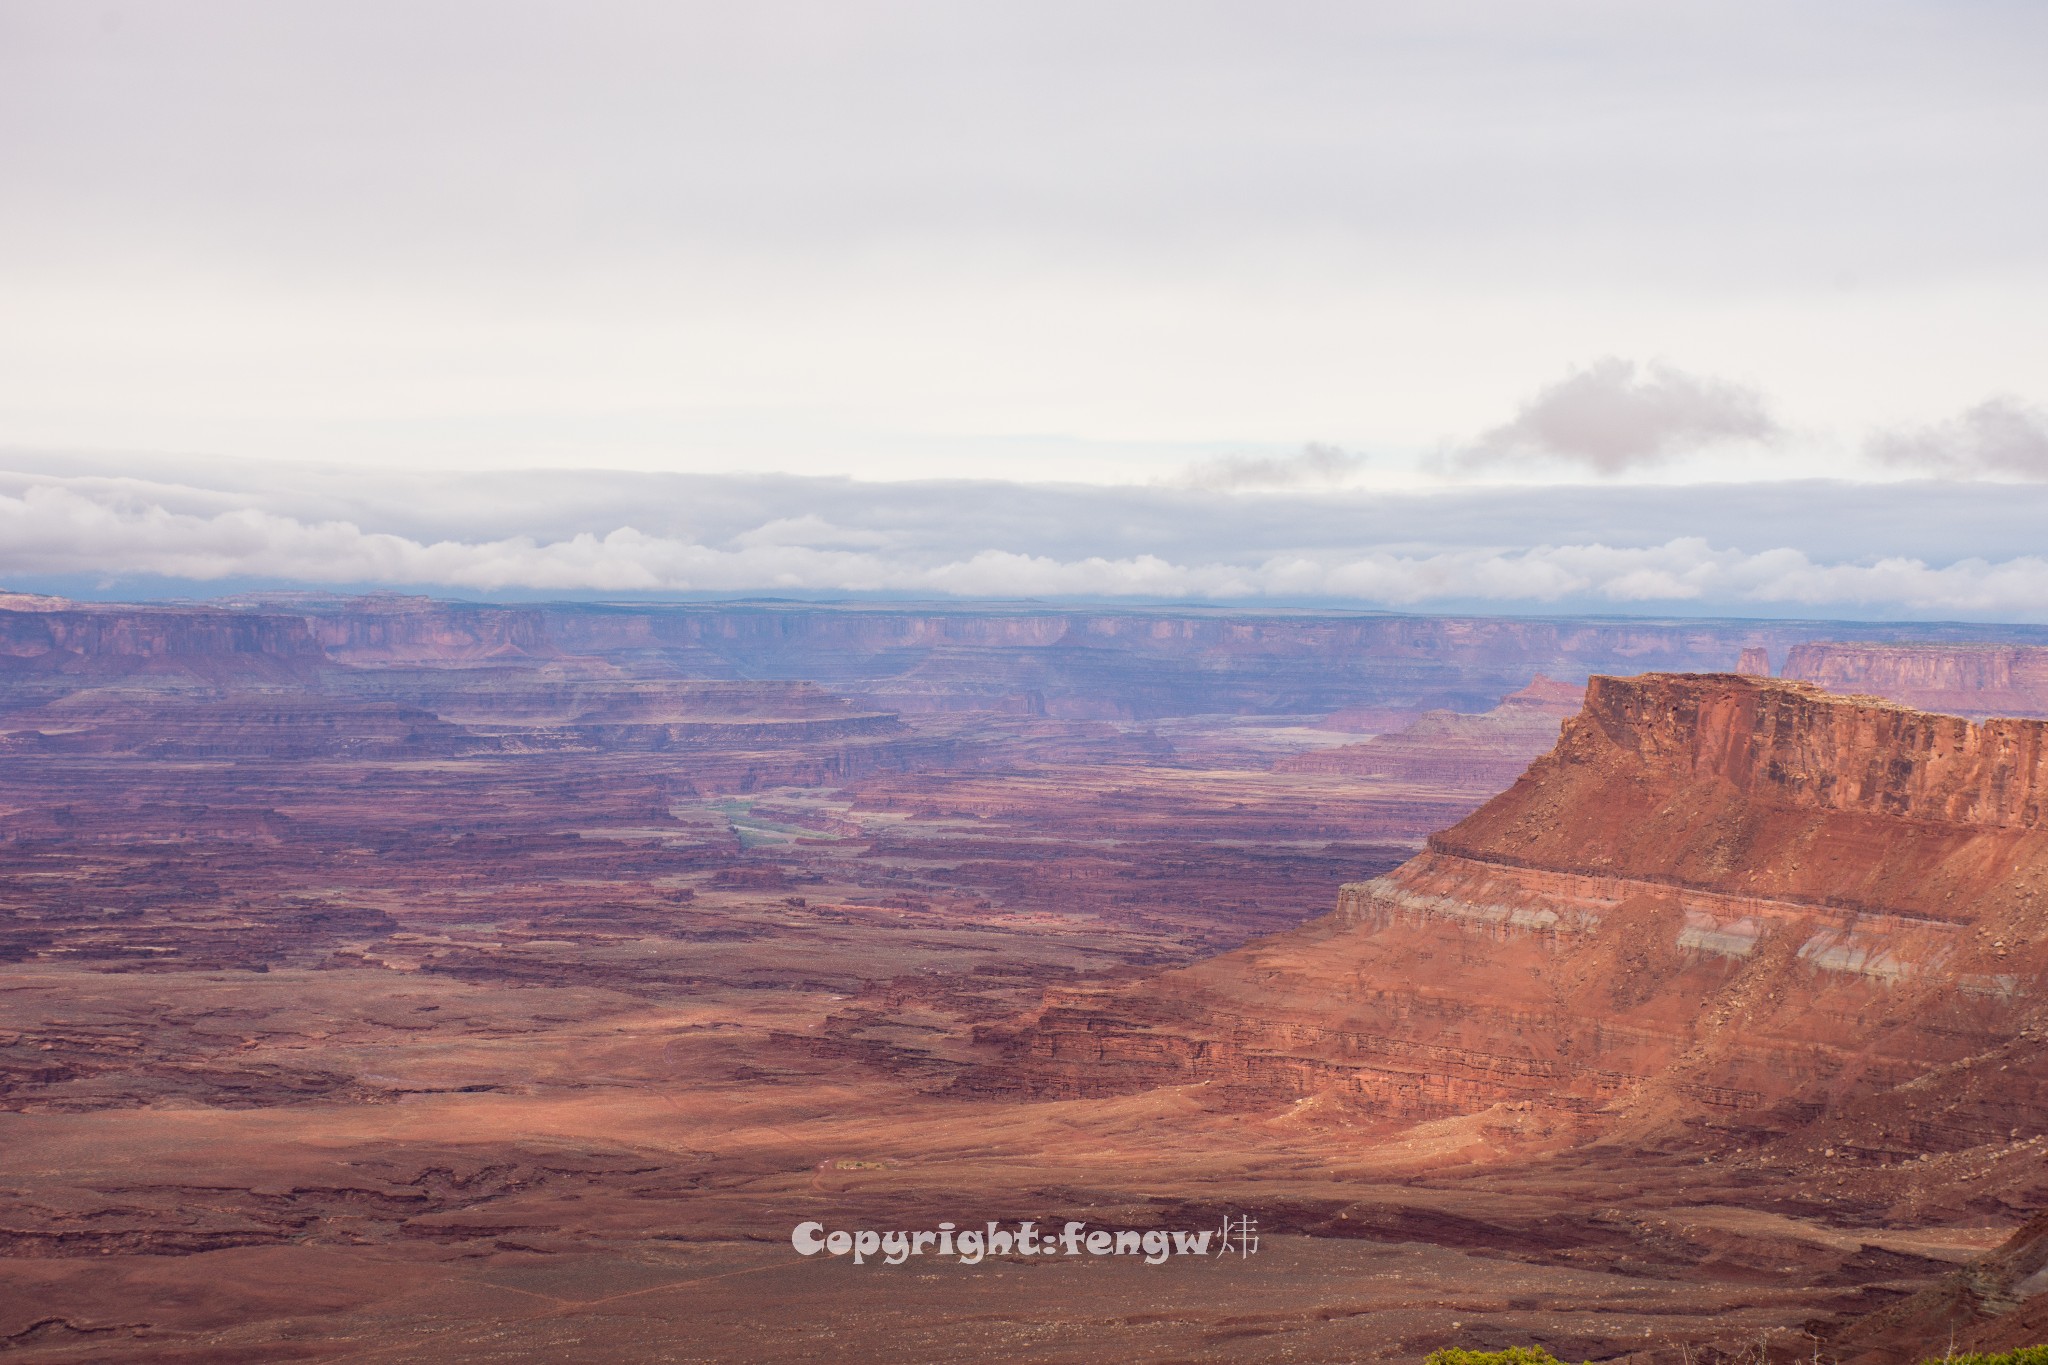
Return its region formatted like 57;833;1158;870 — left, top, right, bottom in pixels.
1784;642;2048;719
992;675;2048;1148
0;598;1849;718
0;608;329;693
17;594;2048;719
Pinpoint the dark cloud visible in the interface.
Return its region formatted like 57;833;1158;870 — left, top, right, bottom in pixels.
1456;359;1780;474
1869;397;2048;479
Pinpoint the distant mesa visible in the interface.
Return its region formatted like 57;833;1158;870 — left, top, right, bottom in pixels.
1499;673;1584;708
1277;673;1582;784
10;591;2048;721
0;590;69;612
1784;641;2048;719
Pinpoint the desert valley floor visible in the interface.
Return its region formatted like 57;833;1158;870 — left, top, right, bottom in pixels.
2;597;2046;1363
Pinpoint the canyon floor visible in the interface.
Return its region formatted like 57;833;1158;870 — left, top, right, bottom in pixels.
3;599;2043;1362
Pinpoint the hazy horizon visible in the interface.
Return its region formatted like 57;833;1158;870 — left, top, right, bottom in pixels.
6;1;2046;616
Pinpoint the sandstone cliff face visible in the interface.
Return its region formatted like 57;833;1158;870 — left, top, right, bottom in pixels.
1784;642;2048;719
0;608;328;692
309;602;558;663
0;599;1860;719
1446;673;2048;872
15;596;2048;721
526;604;1808;716
992;675;2048;1152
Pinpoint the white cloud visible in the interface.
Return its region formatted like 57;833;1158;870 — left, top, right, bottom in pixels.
730;514;895;550
1869;397;2048;479
1456;358;1780;474
12;475;2048;619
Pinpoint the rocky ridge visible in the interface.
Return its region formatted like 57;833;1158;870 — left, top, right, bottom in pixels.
1784;643;2048;720
992;675;2048;1163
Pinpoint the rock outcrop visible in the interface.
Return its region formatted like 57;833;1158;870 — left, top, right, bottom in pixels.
0;608;329;692
1784;642;2048;718
1827;1212;2048;1364
991;675;2048;1153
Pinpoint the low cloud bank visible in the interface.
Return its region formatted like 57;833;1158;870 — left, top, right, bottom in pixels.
9;476;2048;619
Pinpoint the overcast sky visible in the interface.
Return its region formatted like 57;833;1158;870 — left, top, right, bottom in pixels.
4;2;2047;612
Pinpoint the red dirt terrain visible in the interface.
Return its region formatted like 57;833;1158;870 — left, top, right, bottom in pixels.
1;599;2045;1362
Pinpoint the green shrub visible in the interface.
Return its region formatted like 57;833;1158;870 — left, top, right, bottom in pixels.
1920;1349;2048;1365
1426;1349;1574;1365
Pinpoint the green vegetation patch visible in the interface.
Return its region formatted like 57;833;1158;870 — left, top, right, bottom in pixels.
1426;1349;1580;1365
1921;1349;2048;1365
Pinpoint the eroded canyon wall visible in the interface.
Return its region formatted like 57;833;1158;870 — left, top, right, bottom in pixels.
997;675;2048;1160
1784;642;2048;719
20;594;2048;722
0;596;1947;720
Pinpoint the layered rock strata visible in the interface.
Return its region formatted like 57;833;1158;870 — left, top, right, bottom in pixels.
1784;642;2048;718
992;675;2048;1146
0;597;1963;719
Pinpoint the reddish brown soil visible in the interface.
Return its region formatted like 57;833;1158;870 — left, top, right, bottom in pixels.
1;603;2044;1362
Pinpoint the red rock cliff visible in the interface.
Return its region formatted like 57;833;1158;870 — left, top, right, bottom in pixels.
0;607;326;688
1783;642;2048;719
990;675;2048;1150
1438;673;2048;888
